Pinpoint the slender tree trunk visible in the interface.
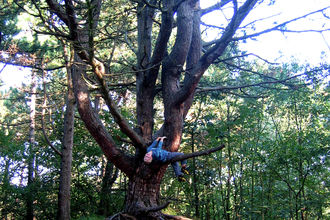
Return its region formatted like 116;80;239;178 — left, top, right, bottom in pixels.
98;160;119;216
295;194;299;220
266;173;273;218
239;146;244;220
251;160;255;218
218;150;225;218
225;103;232;220
95;92;120;216
206;188;210;220
27;69;37;220
233;172;239;220
225;161;231;220
2;159;10;219
57;48;76;220
260;171;265;220
191;130;200;218
289;184;294;219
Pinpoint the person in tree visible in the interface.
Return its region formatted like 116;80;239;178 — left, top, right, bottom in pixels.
144;136;189;182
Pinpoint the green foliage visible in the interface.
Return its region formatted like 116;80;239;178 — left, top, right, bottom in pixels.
74;215;105;220
159;59;329;219
0;0;21;49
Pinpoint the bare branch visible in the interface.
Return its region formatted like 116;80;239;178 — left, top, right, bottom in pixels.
279;28;330;33
200;21;225;31
233;6;330;42
41;120;62;156
0;63;7;73
167;144;225;163
214;52;279;65
321;32;330;51
196;77;300;93
200;0;232;16
45;0;70;26
240;12;281;30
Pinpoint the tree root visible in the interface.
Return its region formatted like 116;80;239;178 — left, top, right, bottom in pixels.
137;201;171;215
107;206;192;220
107;201;192;220
162;214;192;220
106;212;137;220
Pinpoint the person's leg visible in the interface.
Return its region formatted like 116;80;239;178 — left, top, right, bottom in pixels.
167;152;187;173
171;162;186;182
180;159;187;167
180;159;189;175
166;152;187;179
171;162;183;177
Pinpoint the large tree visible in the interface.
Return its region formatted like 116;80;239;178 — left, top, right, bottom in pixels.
4;0;329;219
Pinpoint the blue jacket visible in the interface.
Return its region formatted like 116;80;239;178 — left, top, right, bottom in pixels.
147;140;170;163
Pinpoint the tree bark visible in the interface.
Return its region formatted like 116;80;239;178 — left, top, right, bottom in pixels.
123;165;168;219
57;48;76;220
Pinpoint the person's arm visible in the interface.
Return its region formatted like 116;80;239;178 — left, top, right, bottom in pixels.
147;139;159;152
156;137;166;149
157;140;163;149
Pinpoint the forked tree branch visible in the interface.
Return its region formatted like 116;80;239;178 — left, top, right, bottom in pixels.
175;0;258;106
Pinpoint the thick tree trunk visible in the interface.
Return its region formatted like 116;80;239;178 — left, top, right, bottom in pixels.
136;1;157;142
123;164;168;219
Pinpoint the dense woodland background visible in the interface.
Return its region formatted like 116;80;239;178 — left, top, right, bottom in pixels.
0;0;329;219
